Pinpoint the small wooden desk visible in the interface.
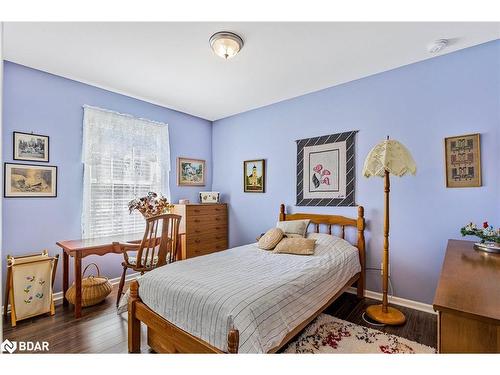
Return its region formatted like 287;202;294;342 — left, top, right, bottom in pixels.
433;239;500;353
57;233;142;319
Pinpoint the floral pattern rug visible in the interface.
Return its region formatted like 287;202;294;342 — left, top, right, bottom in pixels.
284;314;435;354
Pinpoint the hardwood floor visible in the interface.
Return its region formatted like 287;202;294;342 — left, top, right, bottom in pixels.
325;293;437;348
2;284;437;353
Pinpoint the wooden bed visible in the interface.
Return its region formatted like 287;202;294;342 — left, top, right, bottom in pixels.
128;204;366;353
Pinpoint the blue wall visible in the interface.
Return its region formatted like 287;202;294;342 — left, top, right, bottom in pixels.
2;62;213;291
3;40;499;303
212;40;500;304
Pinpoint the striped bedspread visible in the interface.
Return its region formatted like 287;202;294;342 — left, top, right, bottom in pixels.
138;232;361;353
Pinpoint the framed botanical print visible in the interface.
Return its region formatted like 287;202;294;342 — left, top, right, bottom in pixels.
177;157;206;186
296;130;357;206
444;133;481;188
243;159;265;193
13;132;50;162
4;163;57;198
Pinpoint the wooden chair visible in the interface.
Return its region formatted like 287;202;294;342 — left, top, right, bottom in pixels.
113;214;181;307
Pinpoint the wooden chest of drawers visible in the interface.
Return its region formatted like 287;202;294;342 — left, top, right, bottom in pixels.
173;203;228;259
433;240;500;353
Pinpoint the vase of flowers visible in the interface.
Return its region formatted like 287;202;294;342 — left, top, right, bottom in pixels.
460;221;500;254
128;192;174;218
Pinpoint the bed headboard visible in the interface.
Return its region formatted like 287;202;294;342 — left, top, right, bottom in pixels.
279;203;366;292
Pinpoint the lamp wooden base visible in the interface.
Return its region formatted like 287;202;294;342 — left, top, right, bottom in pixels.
366;304;406;325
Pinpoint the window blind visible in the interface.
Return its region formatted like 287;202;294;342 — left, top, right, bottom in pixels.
82;106;170;239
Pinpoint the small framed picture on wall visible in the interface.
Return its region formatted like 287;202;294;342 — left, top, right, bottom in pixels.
444;133;481;188
13;132;50;162
177;157;206;186
4;163;57;198
243;159;265;193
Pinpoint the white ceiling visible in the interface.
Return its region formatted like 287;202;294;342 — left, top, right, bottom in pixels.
4;22;499;121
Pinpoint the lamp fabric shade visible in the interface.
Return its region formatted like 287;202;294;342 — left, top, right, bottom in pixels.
362;139;417;178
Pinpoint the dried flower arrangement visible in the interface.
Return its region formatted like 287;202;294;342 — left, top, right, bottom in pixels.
128;192;174;218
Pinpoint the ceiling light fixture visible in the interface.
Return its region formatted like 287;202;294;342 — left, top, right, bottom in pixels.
209;31;244;60
427;39;449;54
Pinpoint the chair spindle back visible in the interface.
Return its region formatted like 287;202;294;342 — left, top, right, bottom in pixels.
135;214;181;269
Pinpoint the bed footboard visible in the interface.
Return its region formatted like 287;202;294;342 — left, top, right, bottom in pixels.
128;280;240;353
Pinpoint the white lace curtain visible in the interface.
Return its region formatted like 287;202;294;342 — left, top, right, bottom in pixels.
81;106;171;239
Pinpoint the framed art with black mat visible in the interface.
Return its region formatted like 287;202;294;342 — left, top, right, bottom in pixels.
296;130;357;206
4;163;57;198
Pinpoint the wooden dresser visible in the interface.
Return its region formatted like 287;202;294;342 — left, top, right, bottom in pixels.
433;239;500;353
172;203;228;259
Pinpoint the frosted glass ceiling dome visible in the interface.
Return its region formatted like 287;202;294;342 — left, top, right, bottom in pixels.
209;31;244;60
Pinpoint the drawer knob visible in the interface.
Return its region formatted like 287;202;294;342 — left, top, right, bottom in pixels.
194;219;200;223
194;209;200;213
195;239;201;243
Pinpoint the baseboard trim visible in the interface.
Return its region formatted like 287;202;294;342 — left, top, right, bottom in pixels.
3;272;140;313
347;287;437;315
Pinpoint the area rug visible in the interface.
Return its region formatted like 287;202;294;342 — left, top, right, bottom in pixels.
284;314;435;354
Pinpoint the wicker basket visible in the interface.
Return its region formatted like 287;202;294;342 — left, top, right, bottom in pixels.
65;263;112;307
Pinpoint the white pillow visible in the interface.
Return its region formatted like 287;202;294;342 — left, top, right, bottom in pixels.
276;219;310;238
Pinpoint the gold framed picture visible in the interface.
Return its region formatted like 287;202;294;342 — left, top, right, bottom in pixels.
177;157;206;186
4;163;58;198
243;159;265;193
444;133;481;188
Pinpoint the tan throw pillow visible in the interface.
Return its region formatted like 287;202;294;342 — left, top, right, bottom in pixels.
273;238;316;255
276;219;310;238
258;228;284;250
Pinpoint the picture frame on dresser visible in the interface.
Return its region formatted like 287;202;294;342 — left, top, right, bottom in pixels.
199;191;220;203
4;163;57;198
13;131;50;162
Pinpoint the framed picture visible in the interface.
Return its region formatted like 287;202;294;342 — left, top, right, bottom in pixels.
444;133;481;188
13;132;49;162
296;130;357;206
4;163;57;198
243;159;265;193
177;157;206;186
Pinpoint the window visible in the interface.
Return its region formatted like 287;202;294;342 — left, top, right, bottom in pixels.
82;106;170;238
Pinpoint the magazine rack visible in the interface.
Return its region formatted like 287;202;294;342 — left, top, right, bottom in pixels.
3;250;59;326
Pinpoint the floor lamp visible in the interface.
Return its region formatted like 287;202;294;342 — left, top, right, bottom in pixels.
362;136;416;325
